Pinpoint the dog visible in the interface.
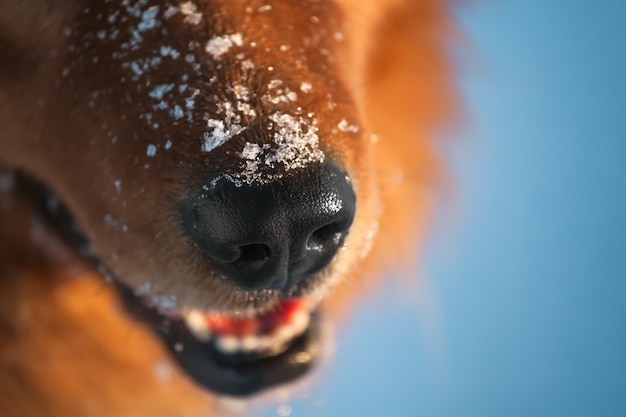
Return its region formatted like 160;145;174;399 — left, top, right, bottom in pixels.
0;0;458;415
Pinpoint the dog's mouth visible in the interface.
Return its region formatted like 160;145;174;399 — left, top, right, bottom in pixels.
17;171;323;398
100;264;324;397
183;298;312;357
120;288;322;396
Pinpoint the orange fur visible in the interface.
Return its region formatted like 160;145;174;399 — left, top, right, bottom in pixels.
0;0;458;415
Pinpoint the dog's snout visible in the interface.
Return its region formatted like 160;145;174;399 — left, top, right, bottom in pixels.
183;164;356;292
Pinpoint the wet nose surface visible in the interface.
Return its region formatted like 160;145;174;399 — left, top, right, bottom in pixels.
183;164;356;292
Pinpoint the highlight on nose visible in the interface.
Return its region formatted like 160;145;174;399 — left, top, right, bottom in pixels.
182;163;356;292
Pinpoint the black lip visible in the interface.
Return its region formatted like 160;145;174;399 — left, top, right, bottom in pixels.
165;312;321;396
117;283;322;397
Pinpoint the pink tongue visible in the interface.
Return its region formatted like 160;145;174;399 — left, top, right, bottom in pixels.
205;299;305;337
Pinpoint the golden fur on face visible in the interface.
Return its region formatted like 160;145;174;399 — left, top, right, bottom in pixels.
0;0;458;415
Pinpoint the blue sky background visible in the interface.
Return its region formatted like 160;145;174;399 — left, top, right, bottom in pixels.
258;1;626;416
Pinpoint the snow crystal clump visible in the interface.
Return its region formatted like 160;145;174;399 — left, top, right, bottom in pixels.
180;1;202;25
300;82;313;93
229;112;325;186
266;112;325;169
337;118;359;133
149;84;174;100
205;33;243;59
241;142;264;160
135;281;151;296
203;121;243;152
201;82;258;152
202;100;248;152
137;6;160;32
163;5;179;19
266;79;298;104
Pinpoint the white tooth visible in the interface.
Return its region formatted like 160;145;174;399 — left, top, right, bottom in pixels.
215;335;241;354
274;324;296;345
184;310;211;341
240;335;260;352
268;312;310;348
257;335;273;351
291;311;310;335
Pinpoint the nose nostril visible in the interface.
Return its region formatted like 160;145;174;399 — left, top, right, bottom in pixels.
203;246;241;264
235;243;272;264
306;222;346;252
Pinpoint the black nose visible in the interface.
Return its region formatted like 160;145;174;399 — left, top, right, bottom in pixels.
183;163;356;292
